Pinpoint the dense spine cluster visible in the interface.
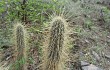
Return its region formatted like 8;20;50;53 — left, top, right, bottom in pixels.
15;24;26;70
44;17;66;70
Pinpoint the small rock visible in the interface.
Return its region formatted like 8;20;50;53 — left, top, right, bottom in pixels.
81;61;103;70
81;61;90;66
88;64;102;70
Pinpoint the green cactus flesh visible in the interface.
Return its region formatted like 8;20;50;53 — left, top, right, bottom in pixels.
16;25;25;70
45;19;64;70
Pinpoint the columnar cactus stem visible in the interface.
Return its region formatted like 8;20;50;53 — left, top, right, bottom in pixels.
43;16;67;70
16;24;25;70
14;23;27;70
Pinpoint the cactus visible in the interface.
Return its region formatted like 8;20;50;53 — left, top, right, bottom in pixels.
43;16;67;70
16;24;25;70
13;23;27;70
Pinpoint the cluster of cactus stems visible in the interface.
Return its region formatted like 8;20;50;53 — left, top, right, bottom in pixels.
14;24;26;70
43;16;67;70
9;16;67;70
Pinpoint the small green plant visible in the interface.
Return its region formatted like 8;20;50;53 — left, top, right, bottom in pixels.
84;19;93;29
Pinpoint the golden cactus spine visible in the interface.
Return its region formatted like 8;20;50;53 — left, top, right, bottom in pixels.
14;24;27;70
43;16;67;70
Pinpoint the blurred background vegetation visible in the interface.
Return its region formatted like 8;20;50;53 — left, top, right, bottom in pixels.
0;0;110;70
